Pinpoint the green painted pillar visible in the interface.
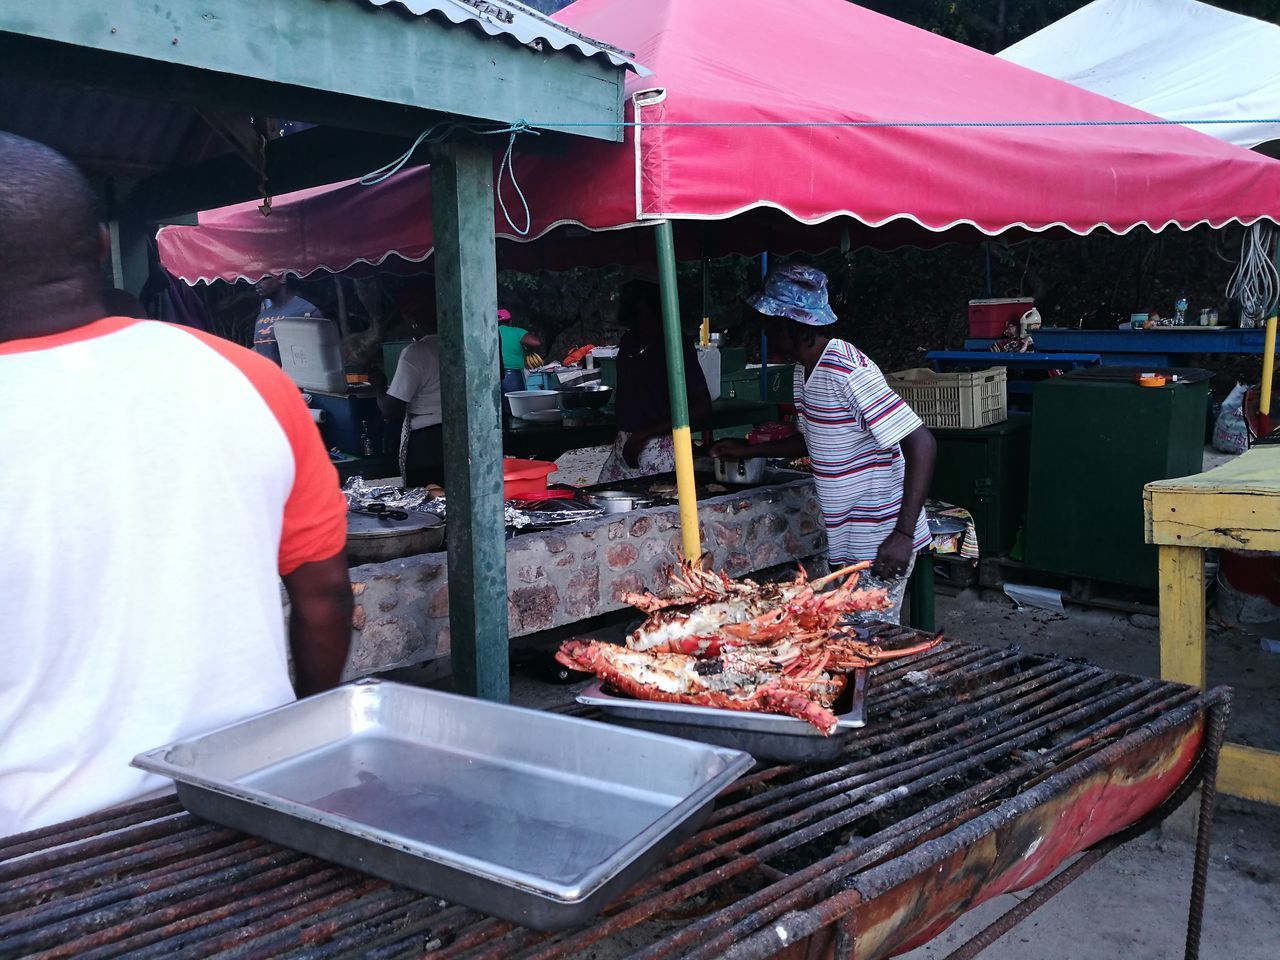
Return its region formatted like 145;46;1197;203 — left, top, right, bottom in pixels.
431;141;509;702
655;220;702;561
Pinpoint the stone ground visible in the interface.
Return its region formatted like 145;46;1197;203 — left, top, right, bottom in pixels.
499;589;1280;960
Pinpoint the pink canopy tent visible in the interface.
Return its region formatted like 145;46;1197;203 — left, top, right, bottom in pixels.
159;0;1280;283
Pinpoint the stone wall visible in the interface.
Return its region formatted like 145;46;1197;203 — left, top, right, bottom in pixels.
343;476;825;677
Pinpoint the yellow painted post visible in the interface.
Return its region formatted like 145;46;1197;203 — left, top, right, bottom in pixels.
655;220;702;561
1260;314;1276;417
1157;544;1206;689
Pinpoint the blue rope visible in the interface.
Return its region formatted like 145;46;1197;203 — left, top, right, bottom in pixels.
358;121;469;186
512;117;1280;129
480;120;540;237
360;113;1280;234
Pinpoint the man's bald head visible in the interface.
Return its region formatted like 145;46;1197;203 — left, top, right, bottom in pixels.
0;132;106;339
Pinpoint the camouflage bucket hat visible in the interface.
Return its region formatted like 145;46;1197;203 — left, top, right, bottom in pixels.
746;263;837;327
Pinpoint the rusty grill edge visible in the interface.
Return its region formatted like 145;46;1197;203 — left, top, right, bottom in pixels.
0;638;1230;960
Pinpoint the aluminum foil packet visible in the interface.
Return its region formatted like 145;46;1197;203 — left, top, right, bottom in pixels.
506;498;604;529
343;476;438;513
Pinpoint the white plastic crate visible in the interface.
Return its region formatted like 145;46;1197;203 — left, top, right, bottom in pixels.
886;367;1008;430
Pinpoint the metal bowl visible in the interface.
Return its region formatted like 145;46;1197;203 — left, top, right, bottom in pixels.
583;490;654;514
557;384;613;410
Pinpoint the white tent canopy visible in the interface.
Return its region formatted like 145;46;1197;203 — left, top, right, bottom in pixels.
1000;0;1280;151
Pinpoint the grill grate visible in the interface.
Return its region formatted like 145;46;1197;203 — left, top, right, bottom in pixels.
0;637;1219;960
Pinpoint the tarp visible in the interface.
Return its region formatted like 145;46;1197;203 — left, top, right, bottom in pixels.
159;0;1280;284
1000;0;1280;151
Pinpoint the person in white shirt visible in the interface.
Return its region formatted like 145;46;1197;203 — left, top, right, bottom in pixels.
0;132;354;838
373;282;444;486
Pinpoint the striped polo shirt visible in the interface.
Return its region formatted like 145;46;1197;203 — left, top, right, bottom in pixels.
794;339;931;565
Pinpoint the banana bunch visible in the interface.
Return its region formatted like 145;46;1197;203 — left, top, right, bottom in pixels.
524;351;545;370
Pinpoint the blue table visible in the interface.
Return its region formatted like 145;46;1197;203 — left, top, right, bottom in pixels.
965;326;1278;366
926;351;1101;396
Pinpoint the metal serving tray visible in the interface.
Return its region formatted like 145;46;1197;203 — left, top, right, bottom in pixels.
577;670;866;763
133;680;752;930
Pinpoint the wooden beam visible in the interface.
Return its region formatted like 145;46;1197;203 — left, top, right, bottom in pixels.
0;0;626;141
123;125;414;221
431;140;509;702
1220;744;1280;806
1157;545;1206;690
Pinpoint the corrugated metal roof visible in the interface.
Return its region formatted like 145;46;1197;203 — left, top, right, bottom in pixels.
364;0;647;73
0;80;231;180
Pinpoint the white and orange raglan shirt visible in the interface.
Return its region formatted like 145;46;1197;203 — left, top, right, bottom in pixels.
0;317;348;837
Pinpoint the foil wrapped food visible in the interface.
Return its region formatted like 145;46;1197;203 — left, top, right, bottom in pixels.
342;477;602;529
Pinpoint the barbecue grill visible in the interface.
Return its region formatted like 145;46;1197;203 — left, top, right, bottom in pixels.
0;639;1230;960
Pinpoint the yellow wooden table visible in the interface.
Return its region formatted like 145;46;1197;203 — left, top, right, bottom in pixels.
1145;444;1280;805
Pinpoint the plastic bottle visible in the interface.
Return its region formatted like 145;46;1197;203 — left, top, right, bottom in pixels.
1174;295;1188;326
360;420;374;457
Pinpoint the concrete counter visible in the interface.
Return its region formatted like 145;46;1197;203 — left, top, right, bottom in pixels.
343;475;824;677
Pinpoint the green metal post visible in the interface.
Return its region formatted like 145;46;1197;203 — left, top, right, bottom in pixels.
655;220;702;561
907;557;935;632
431;141;509;702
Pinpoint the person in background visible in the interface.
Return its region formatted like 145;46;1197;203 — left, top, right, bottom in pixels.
372;285;444;487
599;279;712;482
253;274;323;365
498;308;543;397
710;264;935;624
0;133;353;837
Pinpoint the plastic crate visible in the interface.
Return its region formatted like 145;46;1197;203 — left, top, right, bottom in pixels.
887;367;1008;429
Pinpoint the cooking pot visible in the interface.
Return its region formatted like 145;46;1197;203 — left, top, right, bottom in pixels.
346;512;445;564
713;457;766;485
583;490;655;514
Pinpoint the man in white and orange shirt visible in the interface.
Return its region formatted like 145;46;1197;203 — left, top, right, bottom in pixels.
0;132;354;837
712;263;936;624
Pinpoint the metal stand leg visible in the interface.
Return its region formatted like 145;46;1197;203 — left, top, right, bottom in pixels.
908;555;935;632
1185;700;1229;960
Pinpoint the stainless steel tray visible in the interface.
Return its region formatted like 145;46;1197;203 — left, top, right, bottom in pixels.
577;670;866;763
133;680;752;930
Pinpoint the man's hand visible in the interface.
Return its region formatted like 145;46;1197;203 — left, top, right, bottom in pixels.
622;432;649;467
709;439;751;459
872;530;915;581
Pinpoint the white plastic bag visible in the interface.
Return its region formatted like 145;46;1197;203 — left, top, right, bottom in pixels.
1212;383;1251;454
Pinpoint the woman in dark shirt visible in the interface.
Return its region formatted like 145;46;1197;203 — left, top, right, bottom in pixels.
598;280;712;482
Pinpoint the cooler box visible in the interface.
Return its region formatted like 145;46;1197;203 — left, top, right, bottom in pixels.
968;298;1034;338
276;317;346;393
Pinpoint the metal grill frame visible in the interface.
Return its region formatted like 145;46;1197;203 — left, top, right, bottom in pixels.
0;639;1231;960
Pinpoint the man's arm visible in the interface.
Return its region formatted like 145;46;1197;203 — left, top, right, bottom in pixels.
872;424;936;579
621;383;716;466
283;551;354;697
708;434;807;461
520;331;544;352
369;367;407;422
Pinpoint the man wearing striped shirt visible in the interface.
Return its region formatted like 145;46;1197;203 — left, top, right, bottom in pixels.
711;264;935;623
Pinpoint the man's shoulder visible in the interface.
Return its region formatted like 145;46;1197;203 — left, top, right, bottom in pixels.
402;337;441;365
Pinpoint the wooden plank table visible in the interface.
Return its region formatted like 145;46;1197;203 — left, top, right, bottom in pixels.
1145;444;1280;805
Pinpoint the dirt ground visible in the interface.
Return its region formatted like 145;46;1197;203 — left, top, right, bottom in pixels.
508;589;1280;959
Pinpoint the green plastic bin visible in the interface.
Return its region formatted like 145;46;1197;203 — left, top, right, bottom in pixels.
930;414;1031;557
1024;367;1209;590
